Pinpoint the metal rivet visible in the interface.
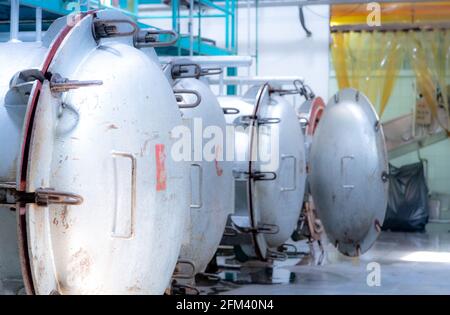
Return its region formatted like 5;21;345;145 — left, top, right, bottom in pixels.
381;171;389;183
374;120;380;132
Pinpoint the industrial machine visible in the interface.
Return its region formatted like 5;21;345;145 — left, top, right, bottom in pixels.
214;79;389;262
0;9;189;295
218;83;307;261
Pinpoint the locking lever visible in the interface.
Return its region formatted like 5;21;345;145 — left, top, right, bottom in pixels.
0;184;83;208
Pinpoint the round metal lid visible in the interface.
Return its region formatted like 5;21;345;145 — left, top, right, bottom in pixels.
17;11;189;294
309;88;388;257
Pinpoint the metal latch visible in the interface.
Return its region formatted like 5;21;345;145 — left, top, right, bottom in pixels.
0;185;83;208
135;29;179;48
92;18;138;41
233;170;277;181
171;63;222;80
231;221;279;235
269;79;315;100
50;73;103;94
236;115;281;126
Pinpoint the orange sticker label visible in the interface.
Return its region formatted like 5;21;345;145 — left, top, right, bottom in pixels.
155;144;167;191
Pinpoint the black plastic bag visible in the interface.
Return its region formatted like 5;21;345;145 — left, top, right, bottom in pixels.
383;162;429;232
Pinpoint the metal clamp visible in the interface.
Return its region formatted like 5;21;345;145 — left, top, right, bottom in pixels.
231;221;279;235
92;18;138;41
50;73;103;94
135;29;178;48
252;171;277;181
173;89;202;108
171;63;223;80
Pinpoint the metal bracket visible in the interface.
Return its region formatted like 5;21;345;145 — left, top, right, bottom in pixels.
173;89;202;108
0;185;83;208
135;29;178;48
50;73;103;94
10;69;45;86
92;18;138;41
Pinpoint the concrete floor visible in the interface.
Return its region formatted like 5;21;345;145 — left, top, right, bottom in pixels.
2;225;449;295
217;226;450;295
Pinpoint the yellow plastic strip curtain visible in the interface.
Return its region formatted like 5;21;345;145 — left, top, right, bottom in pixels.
379;32;405;116
331;32;350;90
331;31;405;114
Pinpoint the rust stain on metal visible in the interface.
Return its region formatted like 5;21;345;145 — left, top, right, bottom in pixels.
214;145;223;177
60;207;70;230
155;144;167;191
126;283;142;293
68;248;92;285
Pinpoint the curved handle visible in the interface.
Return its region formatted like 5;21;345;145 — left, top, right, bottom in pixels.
174;89;202;108
280;155;297;191
190;164;203;208
341;155;355;190
173;259;196;280
135;29;179;48
110;151;137;239
92;18;138;41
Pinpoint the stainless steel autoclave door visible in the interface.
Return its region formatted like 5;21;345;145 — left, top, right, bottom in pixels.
309;88;389;257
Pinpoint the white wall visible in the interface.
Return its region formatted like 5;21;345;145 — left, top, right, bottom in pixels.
142;5;330;100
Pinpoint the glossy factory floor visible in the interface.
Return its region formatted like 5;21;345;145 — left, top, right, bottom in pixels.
207;224;450;295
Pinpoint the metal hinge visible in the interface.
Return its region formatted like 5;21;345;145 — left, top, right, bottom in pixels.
0;185;83;208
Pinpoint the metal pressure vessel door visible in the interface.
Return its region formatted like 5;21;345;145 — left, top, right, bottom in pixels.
309;88;389;257
16;11;189;295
